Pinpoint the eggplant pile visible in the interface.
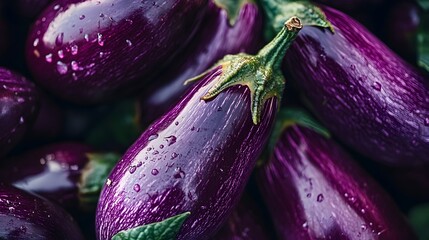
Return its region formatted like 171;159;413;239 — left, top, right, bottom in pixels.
0;0;428;239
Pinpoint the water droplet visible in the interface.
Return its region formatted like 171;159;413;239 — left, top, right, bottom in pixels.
71;45;78;55
171;152;178;159
361;224;367;231
55;32;64;46
159;144;164;149
361;208;366;214
173;168;185;179
133;184;140;192
56;61;68;74
129;166;137;174
148;134;158;141
126;39;132;46
106;178;112;186
146;147;152;151
8;207;14;212
97;33;104;46
372;82;381;91
316;194;324;202
33;38;39;47
152;150;159;155
137;161;142;167
217;107;222;112
45;53;53;63
71;61;79;71
53;4;60;10
306;193;311;198
175;121;179;126
302;222;308;229
200;205;207;210
84;34;89;42
165;135;177;146
151;169;159;175
19;117;24;124
99;13;105;17
57;50;64;59
424;117;429;126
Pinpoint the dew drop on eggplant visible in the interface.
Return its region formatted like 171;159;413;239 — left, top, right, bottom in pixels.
133;184;140;192
56;61;68;74
151;169;159;175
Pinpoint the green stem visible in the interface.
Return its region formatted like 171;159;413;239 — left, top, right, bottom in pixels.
213;0;253;25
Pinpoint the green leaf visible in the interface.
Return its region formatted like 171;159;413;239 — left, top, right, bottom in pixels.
418;9;429;72
78;153;120;211
259;0;334;41
214;0;252;25
409;204;429;240
418;0;429;10
112;212;191;240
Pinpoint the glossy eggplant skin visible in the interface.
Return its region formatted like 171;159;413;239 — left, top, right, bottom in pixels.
0;182;84;240
96;69;277;239
26;0;207;104
256;125;417;239
284;6;429;166
0;142;93;210
0;68;39;157
139;1;262;126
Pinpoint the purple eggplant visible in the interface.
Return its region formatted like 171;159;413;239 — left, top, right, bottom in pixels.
0;142;119;212
261;1;429;166
96;17;302;240
212;191;274;240
0;182;84;240
139;0;263;126
256;109;417;239
0;68;39;157
26;0;207;104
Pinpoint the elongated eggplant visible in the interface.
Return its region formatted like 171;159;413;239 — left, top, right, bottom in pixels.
261;1;429;166
0;182;84;240
26;0;207;104
0;68;39;157
256;109;417;239
0;142;119;212
139;0;263;126
211;191;274;240
96;18;302;240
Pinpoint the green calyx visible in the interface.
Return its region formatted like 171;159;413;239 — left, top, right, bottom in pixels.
214;0;252;25
260;0;334;41
78;152;120;211
185;17;303;124
418;5;429;72
112;212;191;240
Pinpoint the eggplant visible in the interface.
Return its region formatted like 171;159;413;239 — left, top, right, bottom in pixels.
139;0;263;126
261;1;429;166
0;68;39;157
0;182;84;240
96;17;302;240
256;109;417;239
212;191;274;240
0;142;119;212
26;0;207;104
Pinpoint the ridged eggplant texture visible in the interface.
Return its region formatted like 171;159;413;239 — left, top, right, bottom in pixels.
0;182;84;240
139;0;263;126
0;68;39;157
256;124;417;239
96;68;277;239
284;6;429;166
26;0;207;104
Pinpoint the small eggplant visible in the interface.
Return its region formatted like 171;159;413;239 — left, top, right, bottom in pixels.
139;0;263;126
0;68;39;157
96;17;302;240
26;0;207;104
0;142;119;212
0;182;84;240
260;1;429;166
256;109;417;239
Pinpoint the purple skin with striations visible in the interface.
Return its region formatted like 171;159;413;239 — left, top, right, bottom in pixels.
96;68;277;239
26;0;207;104
284;6;429;166
0;183;84;240
0;68;39;158
139;0;263;126
256;124;417;239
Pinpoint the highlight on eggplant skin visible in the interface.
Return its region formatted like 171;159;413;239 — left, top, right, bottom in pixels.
26;0;208;104
284;5;429;166
0;67;39;158
138;0;263;126
0;182;85;240
96;71;278;240
256;118;418;239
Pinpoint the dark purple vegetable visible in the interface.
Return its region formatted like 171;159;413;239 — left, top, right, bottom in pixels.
312;0;384;12
0;142;119;212
262;1;429;166
96;18;302;240
0;68;39;157
212;191;274;240
256;109;417;239
26;0;207;104
139;0;263;126
0;182;84;240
